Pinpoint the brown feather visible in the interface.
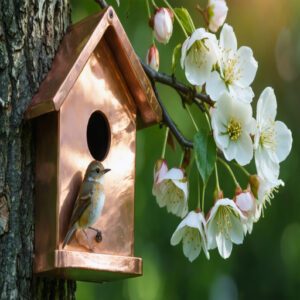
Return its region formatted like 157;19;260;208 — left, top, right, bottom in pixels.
68;181;93;228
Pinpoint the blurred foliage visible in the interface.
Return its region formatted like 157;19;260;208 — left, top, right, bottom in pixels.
71;0;300;299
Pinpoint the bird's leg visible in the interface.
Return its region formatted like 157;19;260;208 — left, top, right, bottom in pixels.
88;226;102;243
82;229;93;251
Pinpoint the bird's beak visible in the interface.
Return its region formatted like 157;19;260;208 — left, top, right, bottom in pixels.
102;168;111;174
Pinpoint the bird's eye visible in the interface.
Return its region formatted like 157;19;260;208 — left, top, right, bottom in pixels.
96;168;100;174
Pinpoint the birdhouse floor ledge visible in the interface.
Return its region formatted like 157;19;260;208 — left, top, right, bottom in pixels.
34;250;142;282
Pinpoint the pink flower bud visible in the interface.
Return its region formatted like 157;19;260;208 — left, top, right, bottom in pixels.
207;0;228;33
153;8;174;44
235;190;256;216
146;45;160;71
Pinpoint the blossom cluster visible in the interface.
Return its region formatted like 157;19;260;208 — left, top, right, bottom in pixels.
149;0;293;261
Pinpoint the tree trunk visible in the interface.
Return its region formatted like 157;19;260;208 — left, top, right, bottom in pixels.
0;0;76;299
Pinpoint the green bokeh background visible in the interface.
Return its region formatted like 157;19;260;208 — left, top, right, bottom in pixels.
71;0;300;299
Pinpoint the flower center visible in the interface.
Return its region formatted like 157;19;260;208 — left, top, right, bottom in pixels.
259;123;276;150
227;118;242;141
188;40;208;68
222;51;240;85
216;206;233;239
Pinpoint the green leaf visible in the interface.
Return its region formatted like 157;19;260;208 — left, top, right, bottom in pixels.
194;129;216;185
174;7;196;36
171;43;182;74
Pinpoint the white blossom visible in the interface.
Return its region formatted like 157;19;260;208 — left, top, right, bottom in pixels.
153;8;174;44
211;92;255;165
152;159;168;196
207;198;245;259
207;0;228;33
181;28;219;86
254;87;293;182
206;24;258;103
146;44;159;71
235;190;256;234
253;176;284;222
152;160;188;218
171;211;209;261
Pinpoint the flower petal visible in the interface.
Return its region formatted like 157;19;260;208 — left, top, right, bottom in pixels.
184;211;201;229
229;215;244;245
207;218;218;249
256;87;277;125
234;133;253;166
181;38;189;68
216;232;233;259
170;226;186;246
229;84;254;104
255;146;279;181
235;46;258;87
172;179;188;201
274;121;292;163
223;140;237;161
231;99;253;126
214;198;246;219
206;71;227;101
186;28;207;51
214;130;230;150
184;51;214;86
215;92;234;121
220;23;237;52
182;228;201;262
160;168;184;181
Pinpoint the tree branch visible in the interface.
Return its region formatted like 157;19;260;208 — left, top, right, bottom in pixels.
141;61;214;107
151;80;193;149
95;0;108;9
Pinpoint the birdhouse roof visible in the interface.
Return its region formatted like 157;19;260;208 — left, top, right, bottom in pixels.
25;7;162;125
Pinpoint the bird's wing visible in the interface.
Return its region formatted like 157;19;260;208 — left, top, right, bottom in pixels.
68;182;93;228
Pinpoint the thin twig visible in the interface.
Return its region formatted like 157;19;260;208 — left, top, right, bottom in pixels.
141;61;214;107
151;81;193;149
95;0;108;9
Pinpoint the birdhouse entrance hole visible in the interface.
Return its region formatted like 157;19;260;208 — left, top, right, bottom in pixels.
87;111;111;161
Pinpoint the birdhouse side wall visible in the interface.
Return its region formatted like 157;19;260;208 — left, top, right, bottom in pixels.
34;112;59;271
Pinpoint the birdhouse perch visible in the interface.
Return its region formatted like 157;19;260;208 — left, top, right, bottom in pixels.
26;7;162;282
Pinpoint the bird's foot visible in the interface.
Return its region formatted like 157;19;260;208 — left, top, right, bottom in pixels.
88;226;102;243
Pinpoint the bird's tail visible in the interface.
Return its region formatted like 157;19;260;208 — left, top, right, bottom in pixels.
62;225;76;248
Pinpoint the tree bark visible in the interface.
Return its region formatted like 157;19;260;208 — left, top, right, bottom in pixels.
0;0;76;299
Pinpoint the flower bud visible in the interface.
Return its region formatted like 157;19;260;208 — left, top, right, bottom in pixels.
207;0;228;33
153;8;174;44
146;44;160;71
235;189;256;216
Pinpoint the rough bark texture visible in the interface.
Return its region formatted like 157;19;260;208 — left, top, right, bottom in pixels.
0;0;76;299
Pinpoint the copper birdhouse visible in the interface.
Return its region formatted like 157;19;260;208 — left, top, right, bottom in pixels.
25;7;162;282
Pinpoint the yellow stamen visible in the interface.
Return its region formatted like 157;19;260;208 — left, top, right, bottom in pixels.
227;118;242;141
216;206;233;239
260;123;276;150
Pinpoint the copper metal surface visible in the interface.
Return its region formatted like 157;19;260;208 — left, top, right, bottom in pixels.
32;8;149;280
25;7;162;126
58;40;136;256
33;41;143;280
34;112;59;257
35;250;142;282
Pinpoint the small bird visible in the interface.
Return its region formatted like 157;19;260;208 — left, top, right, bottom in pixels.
63;160;110;248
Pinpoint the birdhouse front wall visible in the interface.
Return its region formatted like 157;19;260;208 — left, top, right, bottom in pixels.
58;38;137;256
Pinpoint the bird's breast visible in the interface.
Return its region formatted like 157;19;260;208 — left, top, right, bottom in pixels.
79;184;105;228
